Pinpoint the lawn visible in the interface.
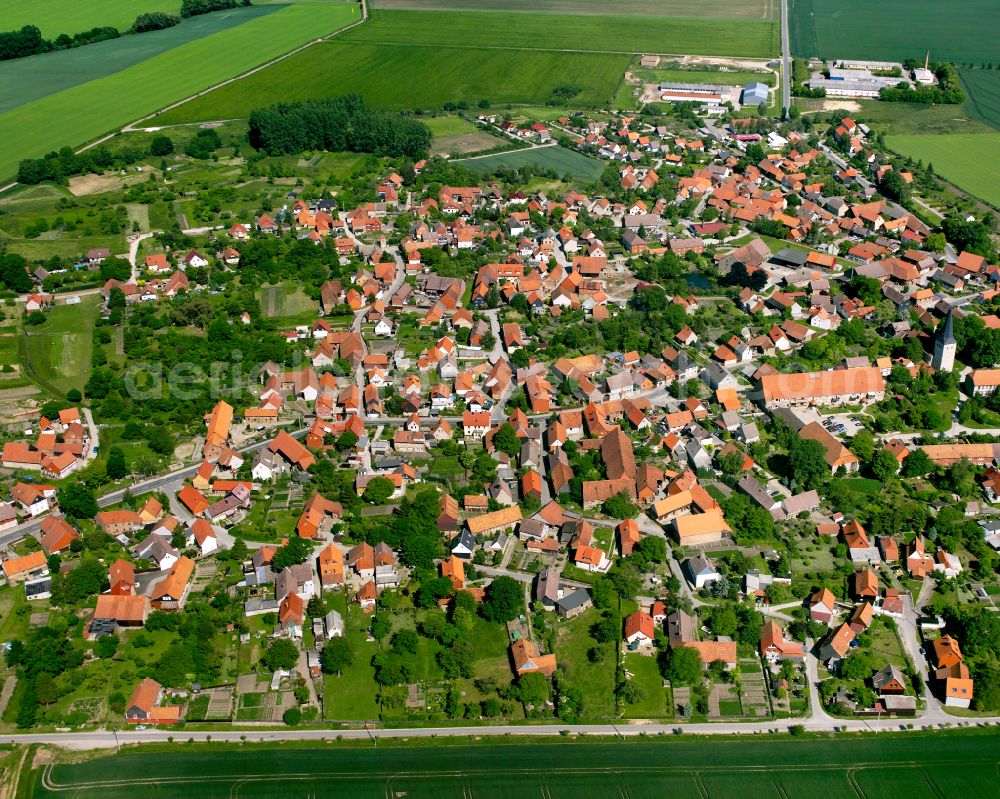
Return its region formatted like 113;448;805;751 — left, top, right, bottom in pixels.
422;115;481;137
838;477;882;496
960;68;1000;131
323;593;381;721
790;0;996;64
887;133;1000;207
458;146;606;183
31;734;1000;798
157;41;630;121
19;296;100;395
0;6;283;116
553;607;616;719
0;2;360;180
370;0;775;19
430;455;463;474
622;653;670;718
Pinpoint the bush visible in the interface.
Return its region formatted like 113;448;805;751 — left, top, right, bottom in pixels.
133;12;181;32
150;135;175;157
282;706;302;726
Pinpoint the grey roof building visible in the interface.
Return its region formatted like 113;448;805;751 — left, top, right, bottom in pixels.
741;81;770;106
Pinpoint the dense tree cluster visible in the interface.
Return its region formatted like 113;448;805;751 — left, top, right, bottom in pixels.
942;215;997;262
879;63;965;104
0;254;33;293
132;12;181;32
944;606;1000;711
17;144;146;186
181;0;246;17
248;95;432;159
0;25;46;60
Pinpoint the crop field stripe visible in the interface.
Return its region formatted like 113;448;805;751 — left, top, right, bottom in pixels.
790;0;997;63
0;6;284;116
959;69;1000;131
155;42;630;122
457;146;606;183
34;748;997;799
0;2;360;180
370;0;775;19
3;0;182;38
341;9;779;58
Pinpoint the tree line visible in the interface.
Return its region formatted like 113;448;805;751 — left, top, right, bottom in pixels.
247;95;432;159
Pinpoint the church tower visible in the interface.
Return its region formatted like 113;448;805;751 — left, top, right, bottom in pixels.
932;309;956;373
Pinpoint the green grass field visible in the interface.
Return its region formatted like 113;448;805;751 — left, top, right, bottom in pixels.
458;146;605;183
4;0;181;38
791;0;997;63
634;67;775;87
0;2;360;180
0;6;282;116
30;733;1000;798
960;68;1000;131
155;7;775;124
344;9;777;57
156;41;630;120
887;133;1000;207
19;296;101;395
422;115;481;137
370;0;776;18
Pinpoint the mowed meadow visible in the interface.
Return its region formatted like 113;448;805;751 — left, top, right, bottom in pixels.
0;2;360;180
791;0;998;63
158;6;777;124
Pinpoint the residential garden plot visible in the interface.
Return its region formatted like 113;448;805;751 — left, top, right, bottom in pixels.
257;282;319;321
371;0;775;18
343;9;778;58
553;607;617;719
156;42;630;121
0;6;282;116
323;593;381;721
887;133;1000;207
622;652;670;717
0;2;360;179
791;0;998;63
458;147;606;183
19;296;101;395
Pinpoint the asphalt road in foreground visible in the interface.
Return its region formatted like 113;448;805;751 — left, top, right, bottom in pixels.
8;713;1000;751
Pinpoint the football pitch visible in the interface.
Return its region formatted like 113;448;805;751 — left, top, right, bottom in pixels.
31;733;1000;798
